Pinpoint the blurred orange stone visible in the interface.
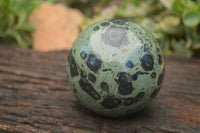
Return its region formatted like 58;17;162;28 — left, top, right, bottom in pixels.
29;2;83;51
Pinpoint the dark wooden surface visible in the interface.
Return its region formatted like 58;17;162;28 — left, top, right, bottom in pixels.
0;46;200;133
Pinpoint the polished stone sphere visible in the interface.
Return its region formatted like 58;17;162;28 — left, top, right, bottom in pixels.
66;19;165;117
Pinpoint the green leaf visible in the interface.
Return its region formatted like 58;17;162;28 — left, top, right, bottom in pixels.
159;0;174;10
129;0;141;6
16;11;27;28
141;18;156;32
16;23;35;32
183;11;200;27
198;2;200;12
172;0;188;16
160;16;185;35
0;0;41;48
10;0;40;16
172;39;193;58
160;39;173;55
192;42;200;49
13;31;27;48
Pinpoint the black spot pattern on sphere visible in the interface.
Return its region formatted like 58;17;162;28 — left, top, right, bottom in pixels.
101;22;110;27
80;51;87;59
123;98;135;105
102;68;112;72
93;26;99;31
158;54;163;65
73;49;76;54
86;54;102;73
102;26;128;47
151;72;156;79
79;78;101;100
131;71;148;81
136;92;145;102
68;52;79;77
158;72;165;86
131;74;138;81
73;89;77;93
116;72;134;95
157;48;160;52
117;72;131;82
141;54;154;71
118;83;133;95
110;19;128;25
151;87;161;98
126;61;134;68
144;44;149;52
100;82;109;91
80;70;87;78
101;95;121;109
88;73;96;83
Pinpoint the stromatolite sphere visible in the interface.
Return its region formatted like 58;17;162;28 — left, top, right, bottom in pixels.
66;19;165;117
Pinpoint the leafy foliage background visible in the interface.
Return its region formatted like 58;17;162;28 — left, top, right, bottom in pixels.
0;0;41;48
0;0;200;58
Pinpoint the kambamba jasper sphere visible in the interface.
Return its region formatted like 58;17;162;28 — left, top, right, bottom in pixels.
66;19;165;117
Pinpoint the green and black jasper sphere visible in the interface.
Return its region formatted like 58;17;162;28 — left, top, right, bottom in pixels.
66;19;165;117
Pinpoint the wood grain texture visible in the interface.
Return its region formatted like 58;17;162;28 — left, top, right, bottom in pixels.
0;46;200;133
